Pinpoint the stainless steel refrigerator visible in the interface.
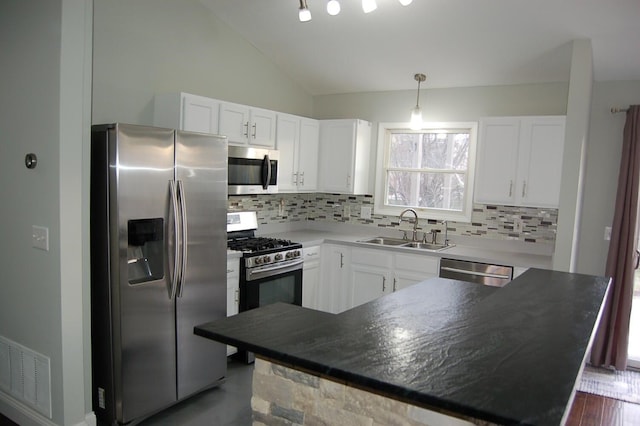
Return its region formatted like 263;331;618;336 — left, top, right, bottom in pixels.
90;123;228;425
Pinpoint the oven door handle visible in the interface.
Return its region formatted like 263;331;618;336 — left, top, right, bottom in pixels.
262;154;271;190
246;258;304;281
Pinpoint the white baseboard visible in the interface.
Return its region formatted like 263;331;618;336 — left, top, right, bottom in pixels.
0;391;96;426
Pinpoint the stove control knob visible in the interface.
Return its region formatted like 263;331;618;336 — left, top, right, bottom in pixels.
274;253;284;261
254;257;263;265
262;255;272;264
285;251;293;259
294;250;301;258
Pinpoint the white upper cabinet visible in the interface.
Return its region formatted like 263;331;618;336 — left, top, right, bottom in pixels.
154;92;219;134
219;102;276;148
475;116;566;208
318;119;372;194
276;113;319;192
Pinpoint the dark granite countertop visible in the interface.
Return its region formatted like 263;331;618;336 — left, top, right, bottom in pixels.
195;268;610;425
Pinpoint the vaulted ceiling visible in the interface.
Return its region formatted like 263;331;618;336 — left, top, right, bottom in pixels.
201;0;640;96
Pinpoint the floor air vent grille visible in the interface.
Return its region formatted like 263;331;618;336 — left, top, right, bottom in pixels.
0;336;51;418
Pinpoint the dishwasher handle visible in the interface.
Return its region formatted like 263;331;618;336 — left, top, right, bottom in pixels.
440;266;511;280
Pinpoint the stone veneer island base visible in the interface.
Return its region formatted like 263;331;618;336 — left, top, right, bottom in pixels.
252;357;492;426
195;269;610;425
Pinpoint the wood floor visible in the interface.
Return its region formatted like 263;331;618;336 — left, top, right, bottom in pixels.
1;391;639;425
566;391;640;425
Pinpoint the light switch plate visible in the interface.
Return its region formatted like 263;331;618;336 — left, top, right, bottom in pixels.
32;226;49;251
604;226;612;241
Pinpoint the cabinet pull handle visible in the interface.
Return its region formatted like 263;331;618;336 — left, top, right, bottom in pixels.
252;123;257;138
243;122;249;137
522;180;527;197
340;253;344;268
226;268;234;273
382;276;386;292
509;180;513;197
346;174;351;188
293;172;298;185
393;278;397;292
299;171;304;186
234;289;239;303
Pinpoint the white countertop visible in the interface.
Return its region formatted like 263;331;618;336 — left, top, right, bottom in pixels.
257;228;553;269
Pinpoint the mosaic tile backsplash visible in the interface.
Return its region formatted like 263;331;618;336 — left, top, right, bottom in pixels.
228;193;557;244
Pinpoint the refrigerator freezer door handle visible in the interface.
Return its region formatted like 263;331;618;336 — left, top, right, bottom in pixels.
169;180;181;300
176;180;188;297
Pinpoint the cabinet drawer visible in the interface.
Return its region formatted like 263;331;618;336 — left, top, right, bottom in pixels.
394;253;439;274
351;248;392;268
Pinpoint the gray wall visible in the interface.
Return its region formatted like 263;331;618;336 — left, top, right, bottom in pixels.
0;1;92;425
92;0;314;125
577;81;640;276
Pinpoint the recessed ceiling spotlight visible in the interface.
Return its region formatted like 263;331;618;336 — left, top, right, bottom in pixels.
327;0;341;15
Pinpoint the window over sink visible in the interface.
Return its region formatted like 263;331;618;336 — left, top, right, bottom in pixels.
374;122;478;222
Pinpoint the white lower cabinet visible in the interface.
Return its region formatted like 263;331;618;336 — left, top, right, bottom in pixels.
302;246;321;309
319;244;351;314
348;247;440;309
226;258;240;356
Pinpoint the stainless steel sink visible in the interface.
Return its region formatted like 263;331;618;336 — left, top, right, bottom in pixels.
358;237;454;251
358;237;409;246
400;241;454;252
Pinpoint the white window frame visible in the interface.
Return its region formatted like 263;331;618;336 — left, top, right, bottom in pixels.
374;122;478;222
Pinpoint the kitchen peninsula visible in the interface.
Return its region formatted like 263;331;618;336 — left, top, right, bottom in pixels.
195;269;610;425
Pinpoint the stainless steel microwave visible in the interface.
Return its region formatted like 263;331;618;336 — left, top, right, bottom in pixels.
228;146;279;195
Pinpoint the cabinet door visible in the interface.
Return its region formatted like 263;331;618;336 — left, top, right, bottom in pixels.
319;244;350;313
250;108;277;148
393;253;439;291
219;103;250;145
319;120;356;193
475;118;520;205
350;265;388;308
298;118;320;191
517;117;565;207
182;94;219;134
276;114;300;192
303;261;320;309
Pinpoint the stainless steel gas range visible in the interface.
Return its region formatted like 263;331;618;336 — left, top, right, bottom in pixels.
227;212;303;362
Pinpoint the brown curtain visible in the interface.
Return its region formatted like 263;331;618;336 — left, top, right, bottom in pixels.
590;105;640;370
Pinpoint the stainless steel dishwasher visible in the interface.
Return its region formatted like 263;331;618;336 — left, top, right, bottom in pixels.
439;258;513;287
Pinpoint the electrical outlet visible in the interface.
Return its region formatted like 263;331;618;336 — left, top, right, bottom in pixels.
32;226;49;251
513;218;523;232
361;206;372;219
604;226;612;241
342;204;351;219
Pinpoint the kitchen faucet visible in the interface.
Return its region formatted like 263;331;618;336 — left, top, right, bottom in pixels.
399;208;419;241
441;220;449;246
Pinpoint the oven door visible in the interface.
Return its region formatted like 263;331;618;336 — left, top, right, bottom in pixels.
240;259;303;311
228;146;279;195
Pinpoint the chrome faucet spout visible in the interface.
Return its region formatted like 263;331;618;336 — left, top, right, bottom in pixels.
441;220;449;246
399;208;419;241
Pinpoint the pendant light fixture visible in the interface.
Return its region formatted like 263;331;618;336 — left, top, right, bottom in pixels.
410;73;426;130
299;0;312;22
327;0;341;15
398;0;413;5
362;0;377;13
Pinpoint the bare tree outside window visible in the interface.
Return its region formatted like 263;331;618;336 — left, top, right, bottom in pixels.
386;130;470;211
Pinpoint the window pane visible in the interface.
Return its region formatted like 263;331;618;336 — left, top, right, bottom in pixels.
420;132;469;171
419;173;465;210
389;134;420;168
386;171;465;211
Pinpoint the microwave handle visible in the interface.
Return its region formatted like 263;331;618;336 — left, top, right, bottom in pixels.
262;154;271;190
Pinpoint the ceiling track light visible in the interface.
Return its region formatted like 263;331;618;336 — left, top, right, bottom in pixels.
298;0;412;21
327;0;341;15
299;0;312;22
362;0;377;13
410;73;426;130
